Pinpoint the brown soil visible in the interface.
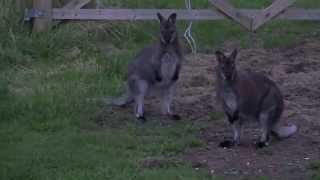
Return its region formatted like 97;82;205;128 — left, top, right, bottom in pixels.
98;39;320;179
179;40;320;180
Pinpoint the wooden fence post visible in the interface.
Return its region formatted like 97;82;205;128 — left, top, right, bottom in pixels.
84;0;96;8
16;0;23;10
16;0;33;12
53;0;91;26
208;0;253;31
252;0;296;30
33;0;52;32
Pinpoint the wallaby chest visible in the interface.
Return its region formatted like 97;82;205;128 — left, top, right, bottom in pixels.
148;52;179;96
220;86;238;116
218;72;273;122
160;52;178;82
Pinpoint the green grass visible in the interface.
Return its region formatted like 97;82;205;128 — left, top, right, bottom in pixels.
0;3;212;178
0;120;210;179
1;0;320;179
310;162;320;180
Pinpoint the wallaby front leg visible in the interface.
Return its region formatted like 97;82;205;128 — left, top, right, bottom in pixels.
219;112;239;148
172;64;181;82
257;112;272;148
155;68;162;82
134;95;146;123
232;120;242;145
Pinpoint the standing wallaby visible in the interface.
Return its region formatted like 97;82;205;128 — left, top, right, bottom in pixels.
215;49;297;148
110;12;183;123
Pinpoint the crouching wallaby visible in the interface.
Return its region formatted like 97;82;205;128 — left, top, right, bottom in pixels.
215;49;297;148
109;12;183;123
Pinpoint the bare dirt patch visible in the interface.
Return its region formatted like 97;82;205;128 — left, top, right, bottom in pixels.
96;39;320;179
179;40;320;180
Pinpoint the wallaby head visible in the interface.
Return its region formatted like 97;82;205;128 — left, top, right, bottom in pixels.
215;49;238;81
157;13;178;45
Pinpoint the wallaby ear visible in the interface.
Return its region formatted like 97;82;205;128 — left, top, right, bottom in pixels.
157;12;165;23
230;49;238;61
168;13;177;24
215;50;225;63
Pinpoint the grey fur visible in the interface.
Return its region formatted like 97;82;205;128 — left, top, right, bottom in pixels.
215;49;297;148
111;12;183;121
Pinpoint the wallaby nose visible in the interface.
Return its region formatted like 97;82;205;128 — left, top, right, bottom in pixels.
225;72;233;81
164;36;171;43
160;34;171;44
226;75;232;81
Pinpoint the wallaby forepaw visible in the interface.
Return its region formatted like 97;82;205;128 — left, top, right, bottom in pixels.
170;114;181;121
136;116;147;124
156;77;162;82
155;74;162;82
172;74;179;81
219;140;235;149
255;141;269;149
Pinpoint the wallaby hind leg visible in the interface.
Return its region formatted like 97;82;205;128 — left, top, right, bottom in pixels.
257;110;275;148
134;94;146;123
219;113;240;148
161;84;180;121
232;120;242;145
130;80;148;123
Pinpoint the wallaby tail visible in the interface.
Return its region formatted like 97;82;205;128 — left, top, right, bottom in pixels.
104;91;134;107
272;124;297;138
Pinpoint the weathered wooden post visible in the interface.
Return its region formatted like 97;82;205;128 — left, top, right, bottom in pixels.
16;0;23;10
32;0;52;32
52;0;92;26
16;0;33;12
85;0;96;8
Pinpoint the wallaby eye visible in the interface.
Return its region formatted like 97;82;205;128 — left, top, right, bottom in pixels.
161;30;167;34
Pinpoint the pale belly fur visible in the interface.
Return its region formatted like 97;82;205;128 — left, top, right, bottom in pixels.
149;53;178;95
